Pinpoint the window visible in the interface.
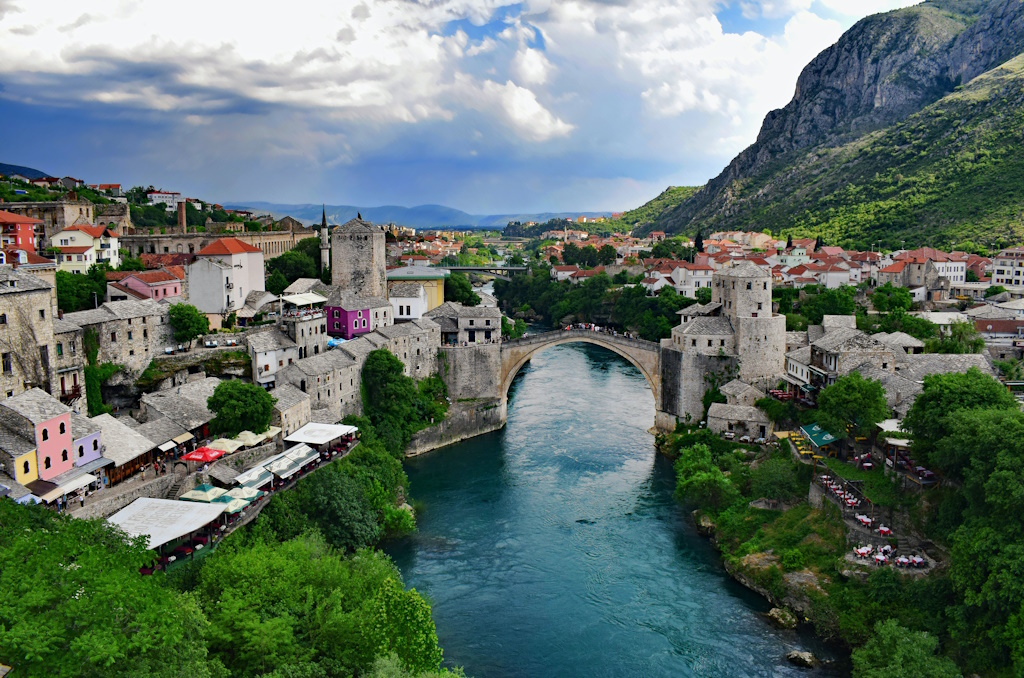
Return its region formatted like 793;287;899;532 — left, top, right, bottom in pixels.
127;331;132;341
0;314;5;324
1;353;9;374
44;457;51;469
39;309;45;319
111;332;117;342
78;446;84;458
469;319;474;326
757;303;762;310
22;460;29;475
691;339;696;347
707;340;712;347
353;320;358;329
93;439;98;450
143;329;147;338
59;422;65;434
42;428;48;441
56;343;63;357
746;282;751;290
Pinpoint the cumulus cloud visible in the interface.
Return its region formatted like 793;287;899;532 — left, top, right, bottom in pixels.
0;0;926;211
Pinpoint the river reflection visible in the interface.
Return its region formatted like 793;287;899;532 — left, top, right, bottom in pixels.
386;343;843;677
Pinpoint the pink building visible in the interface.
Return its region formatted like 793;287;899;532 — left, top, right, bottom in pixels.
0;388;74;481
121;270;183;300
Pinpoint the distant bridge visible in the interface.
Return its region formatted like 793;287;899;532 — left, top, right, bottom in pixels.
445;265;528;280
500;329;661;404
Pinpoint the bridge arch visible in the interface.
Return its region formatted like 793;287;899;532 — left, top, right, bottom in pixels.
499;331;661;405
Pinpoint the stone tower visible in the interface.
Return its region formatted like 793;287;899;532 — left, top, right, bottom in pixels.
330;215;386;298
318;206;330;275
715;261;786;387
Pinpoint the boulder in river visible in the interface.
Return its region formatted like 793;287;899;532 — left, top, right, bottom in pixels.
786;650;816;668
767;607;797;630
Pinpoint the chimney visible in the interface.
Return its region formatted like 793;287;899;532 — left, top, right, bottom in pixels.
178;202;187;233
67;191;77;201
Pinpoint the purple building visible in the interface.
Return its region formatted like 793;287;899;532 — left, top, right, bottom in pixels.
325;303;371;340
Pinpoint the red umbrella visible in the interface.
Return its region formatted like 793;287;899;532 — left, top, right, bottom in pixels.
181;447;224;463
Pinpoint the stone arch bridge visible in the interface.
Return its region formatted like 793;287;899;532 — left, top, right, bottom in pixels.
500;330;662;404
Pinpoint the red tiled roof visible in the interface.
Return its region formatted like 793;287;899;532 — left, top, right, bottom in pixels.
65;224;116;239
164;265;186;280
879;261;907;273
58;246;92;254
105;271;133;281
1;248;52;265
140;253;194;268
197;237;262;256
0;209;43;225
108;282;149;300
129;270;179;284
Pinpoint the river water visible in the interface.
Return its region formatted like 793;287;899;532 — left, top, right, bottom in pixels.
386;342;841;677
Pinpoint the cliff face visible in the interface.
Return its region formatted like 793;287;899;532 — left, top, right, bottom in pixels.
656;0;1024;238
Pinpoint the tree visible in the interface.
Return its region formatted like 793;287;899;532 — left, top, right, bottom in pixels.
168;303;210;347
562;242;581;265
817;372;889;440
696;287;713;304
444;272;480;306
501;316;526;339
268;250;317;283
293;236;324;271
799;287;855;324
965;269;980;282
0;501;215;677
597;244;617;265
207;379;276;436
361;349;445;456
871;283;913;313
674;443;740;512
851;619;960;678
267;269;290;295
924;320;984;354
903;368;1018;467
750;457;806;501
984;285;1006;298
299;469;382;552
786;234;793;249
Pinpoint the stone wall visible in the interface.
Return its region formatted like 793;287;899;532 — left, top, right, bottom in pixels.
405;399;506;457
658;345;740;427
71;473;176;520
121;230;315;261
439;344;502;400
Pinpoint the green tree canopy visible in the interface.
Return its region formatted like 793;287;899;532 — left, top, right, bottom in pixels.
871;283;913;312
597;244;618;265
207;379;276;436
444;272;480;307
168;303;210;346
361;349;447;456
924;320;985;354
903;368;1018;468
267;269;290;295
0;501;214;677
817;372;889;440
268;249;317;284
799;287;855;325
851;619;961;678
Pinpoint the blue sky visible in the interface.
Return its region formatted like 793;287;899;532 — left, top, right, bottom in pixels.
0;0;921;214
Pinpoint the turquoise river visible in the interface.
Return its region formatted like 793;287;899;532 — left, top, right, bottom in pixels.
386;342;843;677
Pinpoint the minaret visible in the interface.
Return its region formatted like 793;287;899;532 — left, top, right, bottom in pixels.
319;205;330;274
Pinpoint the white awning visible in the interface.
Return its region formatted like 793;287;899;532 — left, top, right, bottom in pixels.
281;292;327;306
173;432;195;444
39;473;98;503
107;498;226;549
284;443;320;467
158;441;177;452
284;422;358;446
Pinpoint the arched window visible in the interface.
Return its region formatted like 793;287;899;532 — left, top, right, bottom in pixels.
62;450;68;462
41;428;48;441
22;460;29;475
78;446;84;457
44;457;51;469
59;422;66;434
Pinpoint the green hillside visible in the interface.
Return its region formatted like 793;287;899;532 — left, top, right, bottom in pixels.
616;186;699;229
665;54;1024;250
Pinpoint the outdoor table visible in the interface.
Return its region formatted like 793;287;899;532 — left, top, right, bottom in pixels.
167;556;176;563
874;554;888;564
897;557;910;567
911;556;924;567
846;498;858;507
879;526;891;536
862;462;873;470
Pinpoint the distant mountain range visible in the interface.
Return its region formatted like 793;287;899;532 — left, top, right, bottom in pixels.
226;202;613;230
0;163;50;180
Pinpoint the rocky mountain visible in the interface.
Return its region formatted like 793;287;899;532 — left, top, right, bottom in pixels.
654;0;1024;248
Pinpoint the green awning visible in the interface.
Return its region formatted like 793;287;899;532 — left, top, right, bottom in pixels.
800;423;837;448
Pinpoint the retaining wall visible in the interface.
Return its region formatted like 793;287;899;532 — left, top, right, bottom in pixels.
405;399;506;457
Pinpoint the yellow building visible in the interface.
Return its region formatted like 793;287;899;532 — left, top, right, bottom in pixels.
386;265;449;311
1;430;39;487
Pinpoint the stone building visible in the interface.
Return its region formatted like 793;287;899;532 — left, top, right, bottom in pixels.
0;265;58;400
425;302;503;345
2;198;95;251
121;229;315;261
53;317;86;409
706;403;773;439
248;329;299;389
278;350;361;423
64;299;173;374
279;293;329;360
331;217;386;297
270;383;311;437
138;377;220;440
661;261;786;426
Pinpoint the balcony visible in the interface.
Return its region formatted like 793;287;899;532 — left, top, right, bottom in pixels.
59;384;82;403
